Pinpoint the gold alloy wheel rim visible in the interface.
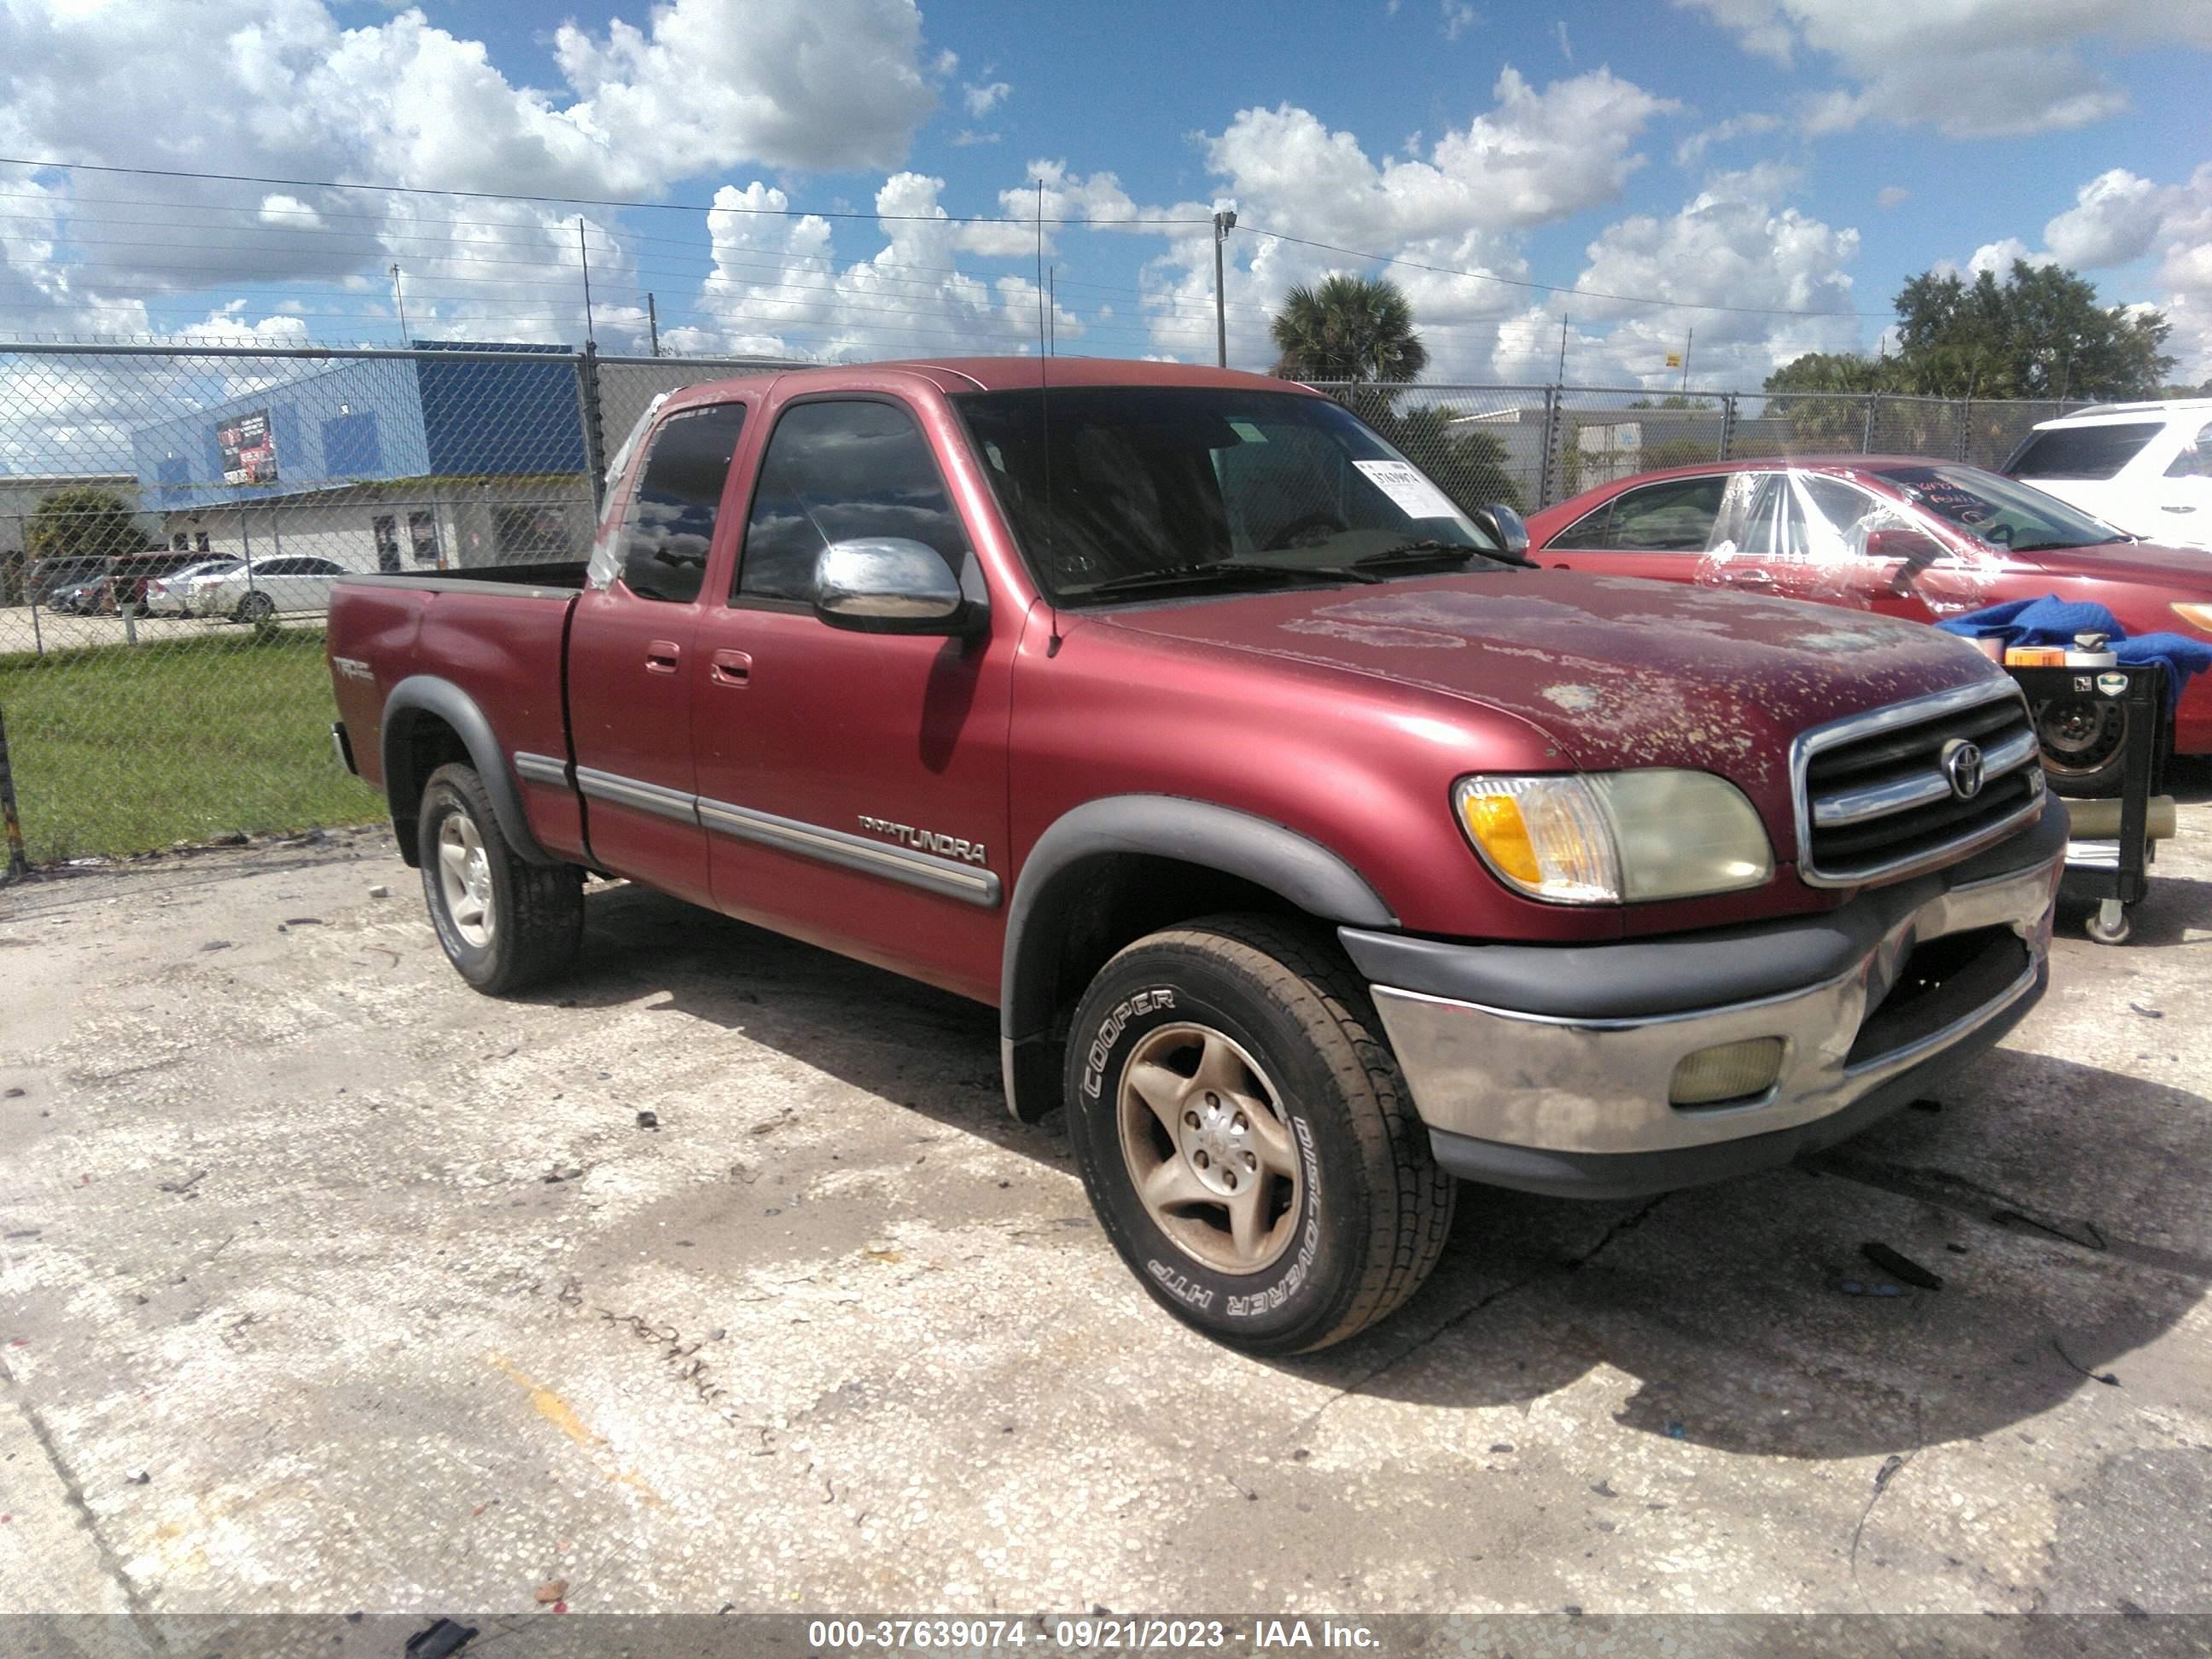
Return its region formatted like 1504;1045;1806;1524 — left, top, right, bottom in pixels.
1116;1022;1303;1277
436;812;496;949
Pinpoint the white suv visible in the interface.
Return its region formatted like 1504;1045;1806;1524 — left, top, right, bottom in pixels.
2004;399;2212;550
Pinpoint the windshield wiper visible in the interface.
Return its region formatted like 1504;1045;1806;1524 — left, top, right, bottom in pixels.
1068;560;1381;599
1353;539;1522;570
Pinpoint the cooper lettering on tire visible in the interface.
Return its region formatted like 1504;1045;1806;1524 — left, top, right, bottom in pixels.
1062;914;1454;1355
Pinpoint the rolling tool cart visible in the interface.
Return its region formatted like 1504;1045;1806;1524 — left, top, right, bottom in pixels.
2006;660;2172;946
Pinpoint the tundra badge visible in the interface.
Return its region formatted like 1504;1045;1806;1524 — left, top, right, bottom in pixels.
858;815;988;865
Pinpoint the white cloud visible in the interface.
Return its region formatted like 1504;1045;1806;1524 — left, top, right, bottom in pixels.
1441;1;1479;41
1679;0;2212;138
1964;237;2051;278
259;195;323;227
962;79;1011;117
671;176;1080;363
2035;166;2212;379
1674;112;1781;167
951;130;1001;147
0;0;940;207
1204;70;1677;247
1877;186;1910;210
2043;168;2167;269
1555;19;1573;59
1532;166;1862;387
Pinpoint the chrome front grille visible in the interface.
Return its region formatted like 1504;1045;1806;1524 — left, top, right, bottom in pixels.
1794;680;2044;888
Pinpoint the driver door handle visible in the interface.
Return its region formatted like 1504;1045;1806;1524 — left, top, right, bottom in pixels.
645;639;681;674
709;648;752;686
1725;568;1775;585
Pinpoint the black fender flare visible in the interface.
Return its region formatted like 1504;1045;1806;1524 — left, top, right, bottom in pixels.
380;675;556;868
998;795;1395;1120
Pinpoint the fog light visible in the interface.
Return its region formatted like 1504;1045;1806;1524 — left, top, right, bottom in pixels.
1669;1037;1785;1107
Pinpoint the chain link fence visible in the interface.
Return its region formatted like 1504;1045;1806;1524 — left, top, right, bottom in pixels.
0;341;795;870
0;344;2102;874
1307;383;2096;520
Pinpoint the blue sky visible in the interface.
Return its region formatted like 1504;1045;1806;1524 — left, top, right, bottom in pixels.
0;0;2208;388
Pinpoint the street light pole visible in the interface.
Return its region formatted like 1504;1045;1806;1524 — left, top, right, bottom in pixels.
389;264;410;342
1212;210;1237;368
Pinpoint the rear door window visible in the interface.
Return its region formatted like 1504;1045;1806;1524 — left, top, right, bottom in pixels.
2165;422;2212;479
614;403;748;602
2007;422;2162;480
1596;475;1726;550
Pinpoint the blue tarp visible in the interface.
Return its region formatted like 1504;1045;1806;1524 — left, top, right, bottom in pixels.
1934;597;2212;707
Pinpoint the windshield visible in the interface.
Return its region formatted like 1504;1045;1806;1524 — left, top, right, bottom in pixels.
1871;463;2129;552
952;387;1499;604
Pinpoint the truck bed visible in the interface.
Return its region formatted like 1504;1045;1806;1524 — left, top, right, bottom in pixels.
328;561;588;864
334;560;589;602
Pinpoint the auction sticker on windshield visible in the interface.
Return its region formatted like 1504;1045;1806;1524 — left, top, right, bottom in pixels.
1354;458;1458;521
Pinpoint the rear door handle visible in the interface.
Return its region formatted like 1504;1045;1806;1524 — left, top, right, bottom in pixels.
645;639;681;674
1726;568;1775;585
709;648;752;686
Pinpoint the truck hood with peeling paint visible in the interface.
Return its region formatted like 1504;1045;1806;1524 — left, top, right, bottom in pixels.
1092;569;2006;834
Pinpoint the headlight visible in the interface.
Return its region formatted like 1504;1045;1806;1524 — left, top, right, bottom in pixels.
2174;602;2212;632
1453;771;1774;904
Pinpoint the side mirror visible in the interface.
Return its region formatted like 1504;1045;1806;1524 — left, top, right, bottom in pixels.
1864;527;1943;568
813;538;982;637
1469;504;1540;562
1471;501;1530;556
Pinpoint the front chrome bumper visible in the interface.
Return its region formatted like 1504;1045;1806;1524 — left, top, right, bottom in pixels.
1365;842;2061;1190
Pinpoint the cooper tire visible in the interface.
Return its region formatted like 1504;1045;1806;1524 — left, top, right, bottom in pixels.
1063;914;1454;1355
416;762;583;994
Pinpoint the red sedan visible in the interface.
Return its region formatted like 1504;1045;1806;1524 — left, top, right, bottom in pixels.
1525;456;2212;791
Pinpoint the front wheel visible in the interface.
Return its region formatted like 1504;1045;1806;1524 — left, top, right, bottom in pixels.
416;763;583;993
1064;915;1454;1355
235;591;276;625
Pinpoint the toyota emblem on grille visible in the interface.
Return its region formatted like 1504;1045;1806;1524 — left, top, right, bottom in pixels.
1941;737;1985;800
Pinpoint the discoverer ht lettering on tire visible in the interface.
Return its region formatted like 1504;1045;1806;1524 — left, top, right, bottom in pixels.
1063;915;1454;1356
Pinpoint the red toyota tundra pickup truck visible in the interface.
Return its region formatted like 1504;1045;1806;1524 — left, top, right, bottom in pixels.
327;358;2064;1354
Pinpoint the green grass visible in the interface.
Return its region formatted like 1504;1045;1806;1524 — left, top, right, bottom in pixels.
0;628;383;864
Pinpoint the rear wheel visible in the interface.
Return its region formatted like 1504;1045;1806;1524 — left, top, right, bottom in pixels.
1064;914;1454;1355
236;591;275;625
416;762;583;993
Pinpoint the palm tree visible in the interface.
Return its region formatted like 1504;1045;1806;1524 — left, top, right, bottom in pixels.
1269;275;1429;385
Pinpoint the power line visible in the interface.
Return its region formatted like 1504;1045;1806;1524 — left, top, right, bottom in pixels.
1238;224;1890;320
0;155;1214;229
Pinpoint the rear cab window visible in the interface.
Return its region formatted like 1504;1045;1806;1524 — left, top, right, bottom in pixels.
602;403;748;603
2006;422;2163;480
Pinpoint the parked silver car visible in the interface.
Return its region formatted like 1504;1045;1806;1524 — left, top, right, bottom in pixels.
183;556;349;622
143;557;244;616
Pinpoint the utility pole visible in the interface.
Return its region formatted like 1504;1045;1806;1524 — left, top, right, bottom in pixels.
1556;311;1569;384
389;263;410;342
1679;326;1693;393
578;217;596;346
1048;268;1056;356
647;293;661;358
1212;210;1237;368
